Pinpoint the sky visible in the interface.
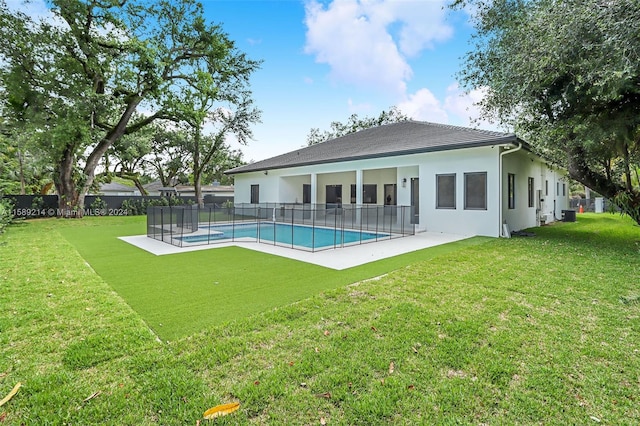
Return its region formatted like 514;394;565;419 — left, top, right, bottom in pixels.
11;0;500;163
207;0;497;162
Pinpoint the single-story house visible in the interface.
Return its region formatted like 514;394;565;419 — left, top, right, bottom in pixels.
97;182;141;196
144;180;234;199
226;121;569;237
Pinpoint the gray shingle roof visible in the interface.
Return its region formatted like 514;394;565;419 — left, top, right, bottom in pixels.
226;121;519;175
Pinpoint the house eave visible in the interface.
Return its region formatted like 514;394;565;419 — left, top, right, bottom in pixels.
226;136;522;175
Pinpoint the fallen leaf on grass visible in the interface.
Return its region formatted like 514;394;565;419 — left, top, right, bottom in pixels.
371;326;377;332
407;385;415;390
0;412;6;422
389;362;395;374
323;330;330;336
0;383;21;407
315;392;331;399
320;416;327;425
203;402;240;420
83;391;101;403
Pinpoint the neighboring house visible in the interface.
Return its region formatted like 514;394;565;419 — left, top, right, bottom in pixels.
144;180;235;201
173;182;235;198
97;182;141;196
226;121;569;238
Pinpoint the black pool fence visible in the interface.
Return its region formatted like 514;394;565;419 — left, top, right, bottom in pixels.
147;203;415;252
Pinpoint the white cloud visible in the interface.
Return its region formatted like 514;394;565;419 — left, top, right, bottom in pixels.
443;83;507;130
303;0;451;95
396;83;509;132
396;88;448;123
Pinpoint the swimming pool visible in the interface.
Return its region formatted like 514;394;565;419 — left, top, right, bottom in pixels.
178;222;389;249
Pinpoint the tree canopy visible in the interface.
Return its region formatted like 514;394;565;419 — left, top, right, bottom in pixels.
0;0;260;214
453;0;640;223
306;107;409;145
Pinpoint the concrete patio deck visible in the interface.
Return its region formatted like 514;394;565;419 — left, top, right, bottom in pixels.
120;231;470;270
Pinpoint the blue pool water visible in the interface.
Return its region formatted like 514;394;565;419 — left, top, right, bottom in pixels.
179;222;388;249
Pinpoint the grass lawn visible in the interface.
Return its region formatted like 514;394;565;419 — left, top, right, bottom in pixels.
1;213;639;424
57;217;488;341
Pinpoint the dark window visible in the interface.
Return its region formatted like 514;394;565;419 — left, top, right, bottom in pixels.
436;174;456;209
464;172;487;210
350;184;356;204
528;177;534;208
362;184;377;204
325;185;342;206
557;182;560;196
563;183;566;196
303;184;311;204
508;173;515;209
250;184;259;204
545;180;548;196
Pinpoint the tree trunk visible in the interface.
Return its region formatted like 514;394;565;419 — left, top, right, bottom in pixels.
17;149;26;195
566;145;640;225
55;145;82;217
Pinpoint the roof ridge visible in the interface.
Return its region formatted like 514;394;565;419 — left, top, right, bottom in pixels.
409;120;514;137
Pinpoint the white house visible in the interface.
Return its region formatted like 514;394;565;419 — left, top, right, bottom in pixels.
226;121;569;237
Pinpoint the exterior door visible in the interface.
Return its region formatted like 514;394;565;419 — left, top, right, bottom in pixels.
411;178;419;224
384;184;397;205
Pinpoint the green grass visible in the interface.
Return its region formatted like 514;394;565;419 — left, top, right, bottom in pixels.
57;217;488;341
1;213;639;425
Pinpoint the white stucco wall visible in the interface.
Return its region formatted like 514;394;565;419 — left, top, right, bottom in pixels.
501;150;569;232
230;145;565;238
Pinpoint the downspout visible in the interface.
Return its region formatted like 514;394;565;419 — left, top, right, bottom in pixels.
498;142;523;237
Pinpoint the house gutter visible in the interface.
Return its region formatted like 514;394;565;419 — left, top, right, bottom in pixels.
498;141;523;237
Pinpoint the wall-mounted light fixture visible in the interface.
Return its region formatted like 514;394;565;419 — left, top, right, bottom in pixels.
402;178;407;188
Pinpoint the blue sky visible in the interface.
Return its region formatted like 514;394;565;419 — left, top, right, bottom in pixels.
13;0;497;163
204;0;496;162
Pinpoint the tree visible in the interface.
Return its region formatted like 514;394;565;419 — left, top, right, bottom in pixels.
0;0;260;215
104;130;153;195
306;106;409;145
146;125;190;188
0;131;53;195
452;0;640;224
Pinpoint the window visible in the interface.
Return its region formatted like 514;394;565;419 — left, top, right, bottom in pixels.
350;184;356;204
436;174;456;209
557;182;560;196
464;172;487;210
563;183;566;196
325;185;342;205
250;184;259;204
545;180;548;196
303;184;311;204
362;184;377;204
528;177;534;208
508;173;515;209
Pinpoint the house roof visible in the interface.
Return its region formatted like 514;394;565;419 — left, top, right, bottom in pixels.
98;182;138;193
226;121;521;175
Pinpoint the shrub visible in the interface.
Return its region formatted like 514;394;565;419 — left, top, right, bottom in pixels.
90;197;108;215
0;198;15;235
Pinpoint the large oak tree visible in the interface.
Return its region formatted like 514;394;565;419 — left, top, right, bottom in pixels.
453;0;640;224
0;0;259;215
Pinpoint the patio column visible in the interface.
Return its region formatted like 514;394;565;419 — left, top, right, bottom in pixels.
310;172;318;205
355;169;363;225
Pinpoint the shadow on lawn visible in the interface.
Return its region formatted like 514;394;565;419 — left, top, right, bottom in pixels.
527;213;640;256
